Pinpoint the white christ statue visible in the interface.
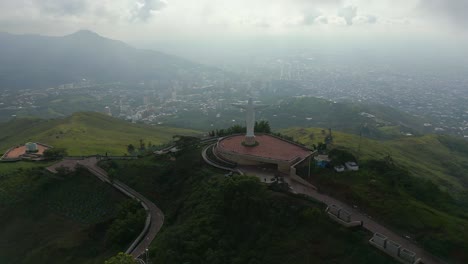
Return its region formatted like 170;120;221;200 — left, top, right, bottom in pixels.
232;98;268;146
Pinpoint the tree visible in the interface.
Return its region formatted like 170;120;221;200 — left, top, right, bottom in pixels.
328;149;356;166
104;252;137;264
309;133;315;140
173;135;200;149
139;139;145;151
43;148;68;159
316;142;327;153
254;120;271;133
106;200;146;245
127;144;135;154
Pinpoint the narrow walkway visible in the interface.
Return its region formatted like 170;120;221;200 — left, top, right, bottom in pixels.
239;167;445;264
47;157;164;258
201;144;243;175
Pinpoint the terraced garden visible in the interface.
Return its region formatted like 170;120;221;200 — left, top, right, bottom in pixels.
0;163;133;264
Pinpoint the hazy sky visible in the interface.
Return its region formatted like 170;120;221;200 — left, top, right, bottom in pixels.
1;0;467;62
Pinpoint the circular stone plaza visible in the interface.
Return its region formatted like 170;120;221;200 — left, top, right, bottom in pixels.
1;142;51;161
204;99;316;187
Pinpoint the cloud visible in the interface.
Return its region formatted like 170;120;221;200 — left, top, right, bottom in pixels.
132;0;167;22
337;5;357;25
38;0;87;16
418;0;468;28
315;15;328;24
328;16;347;26
367;15;378;24
302;9;322;25
353;15;378;25
238;17;270;28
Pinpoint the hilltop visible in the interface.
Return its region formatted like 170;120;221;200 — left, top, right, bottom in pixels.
281;128;468;262
281;127;468;195
0;30;211;89
99;146;396;264
0;112;198;155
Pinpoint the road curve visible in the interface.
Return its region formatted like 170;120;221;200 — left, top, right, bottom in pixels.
47;157;164;258
201;144;243;175
230;166;446;264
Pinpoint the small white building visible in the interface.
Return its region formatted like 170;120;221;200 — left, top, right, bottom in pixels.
334;165;345;173
345;162;359;171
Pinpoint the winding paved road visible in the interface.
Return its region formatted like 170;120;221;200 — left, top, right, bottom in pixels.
47;157;164;258
239;166;445;264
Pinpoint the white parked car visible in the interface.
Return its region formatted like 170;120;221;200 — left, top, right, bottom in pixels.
334;165;345;172
345;162;359;171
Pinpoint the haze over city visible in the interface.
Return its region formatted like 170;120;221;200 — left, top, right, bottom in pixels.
1;1;468;264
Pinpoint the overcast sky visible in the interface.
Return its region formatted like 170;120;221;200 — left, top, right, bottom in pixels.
1;0;467;62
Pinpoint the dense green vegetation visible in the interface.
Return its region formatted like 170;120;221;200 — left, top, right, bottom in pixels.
43;147;68;159
208;121;294;141
282;127;468;195
284;128;468;263
208;120;272;136
101;145;396;264
300;159;468;263
0;112;198;156
0;164;141;264
0;160;55;174
104;253;136;264
106;200;146;246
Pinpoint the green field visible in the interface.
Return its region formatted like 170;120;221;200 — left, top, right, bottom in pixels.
0;112;199;156
281;127;468;195
0;164;137;264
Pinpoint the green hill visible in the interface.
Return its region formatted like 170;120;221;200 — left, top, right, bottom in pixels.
99;146;395;264
281;127;468;195
0;167;143;264
0;112;198;156
281;127;468;263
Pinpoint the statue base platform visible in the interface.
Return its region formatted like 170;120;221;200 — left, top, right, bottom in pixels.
242;136;258;147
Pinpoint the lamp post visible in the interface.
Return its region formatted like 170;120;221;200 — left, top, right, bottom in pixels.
145;248;149;264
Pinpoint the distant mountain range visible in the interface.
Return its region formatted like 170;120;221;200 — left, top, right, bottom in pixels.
0;30;205;89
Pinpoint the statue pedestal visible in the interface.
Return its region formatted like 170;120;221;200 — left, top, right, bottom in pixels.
243;136;257;146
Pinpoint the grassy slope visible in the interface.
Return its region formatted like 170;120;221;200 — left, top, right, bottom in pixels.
0;166;129;264
281;127;468;193
281;127;468;263
100;148;396;264
0;112;198;155
0;160;55;174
